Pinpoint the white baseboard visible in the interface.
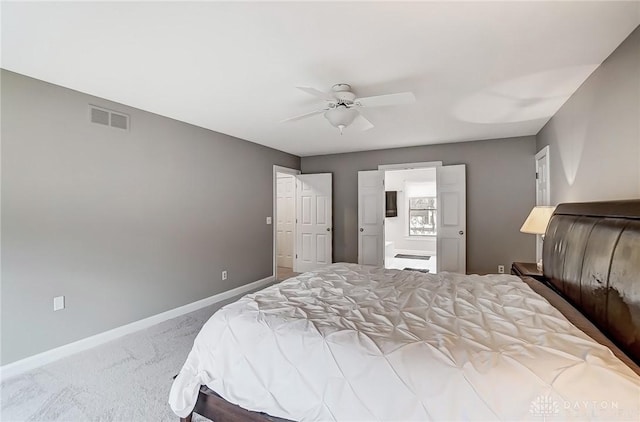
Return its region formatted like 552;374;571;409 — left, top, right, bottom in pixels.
0;275;275;381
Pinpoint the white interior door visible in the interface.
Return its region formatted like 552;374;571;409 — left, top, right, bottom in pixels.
295;174;332;273
535;146;550;261
358;170;384;266
436;165;466;273
276;174;295;268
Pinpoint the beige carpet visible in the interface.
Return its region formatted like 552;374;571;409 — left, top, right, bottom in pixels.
276;266;298;282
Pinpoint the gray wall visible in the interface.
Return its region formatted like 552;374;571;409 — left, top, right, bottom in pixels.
1;70;300;365
301;136;537;274
537;26;640;203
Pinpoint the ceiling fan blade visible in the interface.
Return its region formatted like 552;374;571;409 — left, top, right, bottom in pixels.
297;86;335;101
351;111;375;131
355;91;416;108
281;109;326;123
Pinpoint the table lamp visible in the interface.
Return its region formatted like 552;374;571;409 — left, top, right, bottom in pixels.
520;206;555;271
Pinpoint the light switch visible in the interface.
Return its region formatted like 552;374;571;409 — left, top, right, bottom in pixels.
266;217;272;225
53;296;65;311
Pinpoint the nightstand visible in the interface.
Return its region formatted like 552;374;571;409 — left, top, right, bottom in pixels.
511;262;545;282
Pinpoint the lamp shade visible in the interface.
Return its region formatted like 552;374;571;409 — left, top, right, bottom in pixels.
324;105;358;128
520;206;555;235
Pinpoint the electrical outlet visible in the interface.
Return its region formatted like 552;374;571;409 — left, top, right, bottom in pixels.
53;296;65;311
222;270;228;281
497;265;505;274
266;216;272;225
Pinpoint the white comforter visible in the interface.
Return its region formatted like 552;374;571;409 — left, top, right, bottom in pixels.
169;263;640;421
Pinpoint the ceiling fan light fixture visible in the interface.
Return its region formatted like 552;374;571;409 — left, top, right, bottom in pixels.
285;83;414;132
324;105;358;134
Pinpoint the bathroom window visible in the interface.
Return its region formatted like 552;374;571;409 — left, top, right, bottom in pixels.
408;197;436;236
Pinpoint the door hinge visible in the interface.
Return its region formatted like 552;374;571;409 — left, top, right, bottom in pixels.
535;172;539;180
295;254;298;259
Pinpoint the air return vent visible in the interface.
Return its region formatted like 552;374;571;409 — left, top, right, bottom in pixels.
89;105;129;131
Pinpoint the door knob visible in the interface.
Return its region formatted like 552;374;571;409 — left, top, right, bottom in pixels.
326;228;331;232
459;230;464;235
360;228;364;232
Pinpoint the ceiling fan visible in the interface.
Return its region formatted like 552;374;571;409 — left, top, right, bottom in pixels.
282;84;416;134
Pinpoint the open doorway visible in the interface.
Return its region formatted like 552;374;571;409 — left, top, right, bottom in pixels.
535;146;550;262
384;168;437;273
294;174;333;273
273;166;334;281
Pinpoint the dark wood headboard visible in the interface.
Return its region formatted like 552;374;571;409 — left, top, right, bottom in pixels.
543;199;640;364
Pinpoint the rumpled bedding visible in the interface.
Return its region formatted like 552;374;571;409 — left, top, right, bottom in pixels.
169;263;640;420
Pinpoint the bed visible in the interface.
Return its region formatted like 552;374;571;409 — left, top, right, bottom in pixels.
169;199;640;421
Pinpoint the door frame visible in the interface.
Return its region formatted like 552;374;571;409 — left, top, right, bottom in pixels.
376;161;443;268
535;146;550;206
357;161;467;272
534;146;550;261
378;161;443;171
273;165;301;278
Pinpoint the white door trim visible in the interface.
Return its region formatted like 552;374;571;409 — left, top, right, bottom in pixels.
273;165;301;278
378;161;443;171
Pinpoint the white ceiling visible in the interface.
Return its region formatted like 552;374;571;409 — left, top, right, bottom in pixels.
2;2;639;157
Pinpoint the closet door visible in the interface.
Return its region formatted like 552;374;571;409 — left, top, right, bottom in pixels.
358;170;384;266
295;174;332;272
436;165;466;273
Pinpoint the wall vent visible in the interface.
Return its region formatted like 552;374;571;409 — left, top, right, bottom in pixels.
89;105;129;131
